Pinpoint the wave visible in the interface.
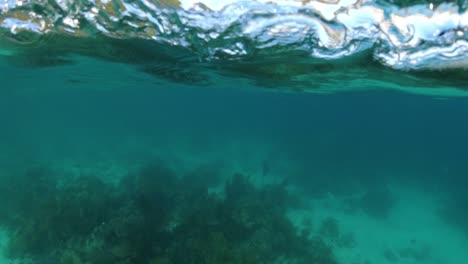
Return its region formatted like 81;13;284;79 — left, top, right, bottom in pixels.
0;0;466;69
0;0;467;95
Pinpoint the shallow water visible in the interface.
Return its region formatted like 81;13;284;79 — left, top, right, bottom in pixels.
1;1;468;264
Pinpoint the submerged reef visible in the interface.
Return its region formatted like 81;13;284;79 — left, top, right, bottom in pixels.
0;161;336;264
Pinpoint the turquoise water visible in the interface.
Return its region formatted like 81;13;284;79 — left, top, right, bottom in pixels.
1;1;468;264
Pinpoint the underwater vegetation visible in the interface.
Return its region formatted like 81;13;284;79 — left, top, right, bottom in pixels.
0;161;337;264
318;217;356;249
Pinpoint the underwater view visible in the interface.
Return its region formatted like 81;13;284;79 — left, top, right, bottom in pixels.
0;0;468;263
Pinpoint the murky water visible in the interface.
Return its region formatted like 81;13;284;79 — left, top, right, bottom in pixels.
1;1;467;264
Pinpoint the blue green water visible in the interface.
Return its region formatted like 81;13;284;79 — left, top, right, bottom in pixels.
1;0;468;263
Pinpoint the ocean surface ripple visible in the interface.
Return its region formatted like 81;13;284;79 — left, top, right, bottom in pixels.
0;0;466;71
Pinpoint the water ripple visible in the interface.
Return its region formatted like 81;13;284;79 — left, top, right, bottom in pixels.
0;0;467;71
